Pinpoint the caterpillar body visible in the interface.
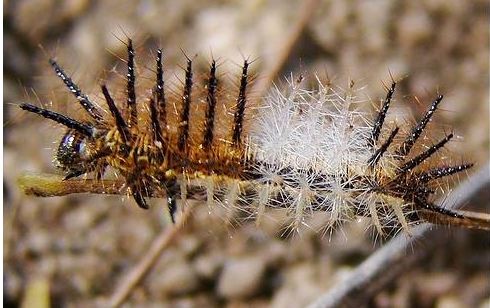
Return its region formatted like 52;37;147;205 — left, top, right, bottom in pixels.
20;39;490;236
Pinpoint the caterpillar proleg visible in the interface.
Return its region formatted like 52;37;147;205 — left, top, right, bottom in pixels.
19;39;490;237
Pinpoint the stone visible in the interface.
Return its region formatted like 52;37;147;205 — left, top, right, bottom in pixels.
217;255;267;299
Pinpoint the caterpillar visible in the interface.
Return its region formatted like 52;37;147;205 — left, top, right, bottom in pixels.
19;39;490;236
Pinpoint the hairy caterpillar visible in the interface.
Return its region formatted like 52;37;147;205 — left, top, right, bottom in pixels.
19;39;490;236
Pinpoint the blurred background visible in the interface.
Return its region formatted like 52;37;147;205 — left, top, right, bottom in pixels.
4;0;489;307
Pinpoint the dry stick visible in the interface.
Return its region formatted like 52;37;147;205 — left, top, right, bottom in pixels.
108;202;194;308
251;0;320;100
307;162;490;308
18;173;126;197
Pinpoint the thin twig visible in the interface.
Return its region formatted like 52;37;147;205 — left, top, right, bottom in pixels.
18;173;126;197
307;162;490;308
108;202;195;308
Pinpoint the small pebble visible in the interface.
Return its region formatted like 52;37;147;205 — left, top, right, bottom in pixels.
217;255;267;299
149;260;200;297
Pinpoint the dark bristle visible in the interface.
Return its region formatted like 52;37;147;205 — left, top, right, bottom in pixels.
370;82;396;147
178;58;193;152
126;39;137;128
397;95;444;157
149;95;164;146
49;59;103;121
419;199;490;230
232;60;249;146
398;133;453;174
420;201;465;219
101;85;131;143
155;49;167;134
20;103;94;137
417;163;473;182
203;60;218;150
368;126;399;167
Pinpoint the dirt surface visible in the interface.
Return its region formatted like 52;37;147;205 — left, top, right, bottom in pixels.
4;1;489;307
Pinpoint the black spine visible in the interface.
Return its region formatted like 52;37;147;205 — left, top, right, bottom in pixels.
421;201;465;219
149;96;164;146
20;103;94;137
49;59;103;121
368;126;399;167
156;49;166;135
397;95;444;157
398;133;453;174
101;85;131;143
232;60;249;146
203;60;218;150
178;58;193;152
417;163;473;182
126;39;137;128
370;82;396;147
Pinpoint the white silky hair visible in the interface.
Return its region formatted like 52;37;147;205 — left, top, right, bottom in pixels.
246;76;389;231
250;77;374;173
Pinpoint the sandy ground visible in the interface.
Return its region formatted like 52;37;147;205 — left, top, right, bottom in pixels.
4;0;489;307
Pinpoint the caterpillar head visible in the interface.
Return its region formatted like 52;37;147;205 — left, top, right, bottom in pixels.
54;125;113;180
56;129;91;173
